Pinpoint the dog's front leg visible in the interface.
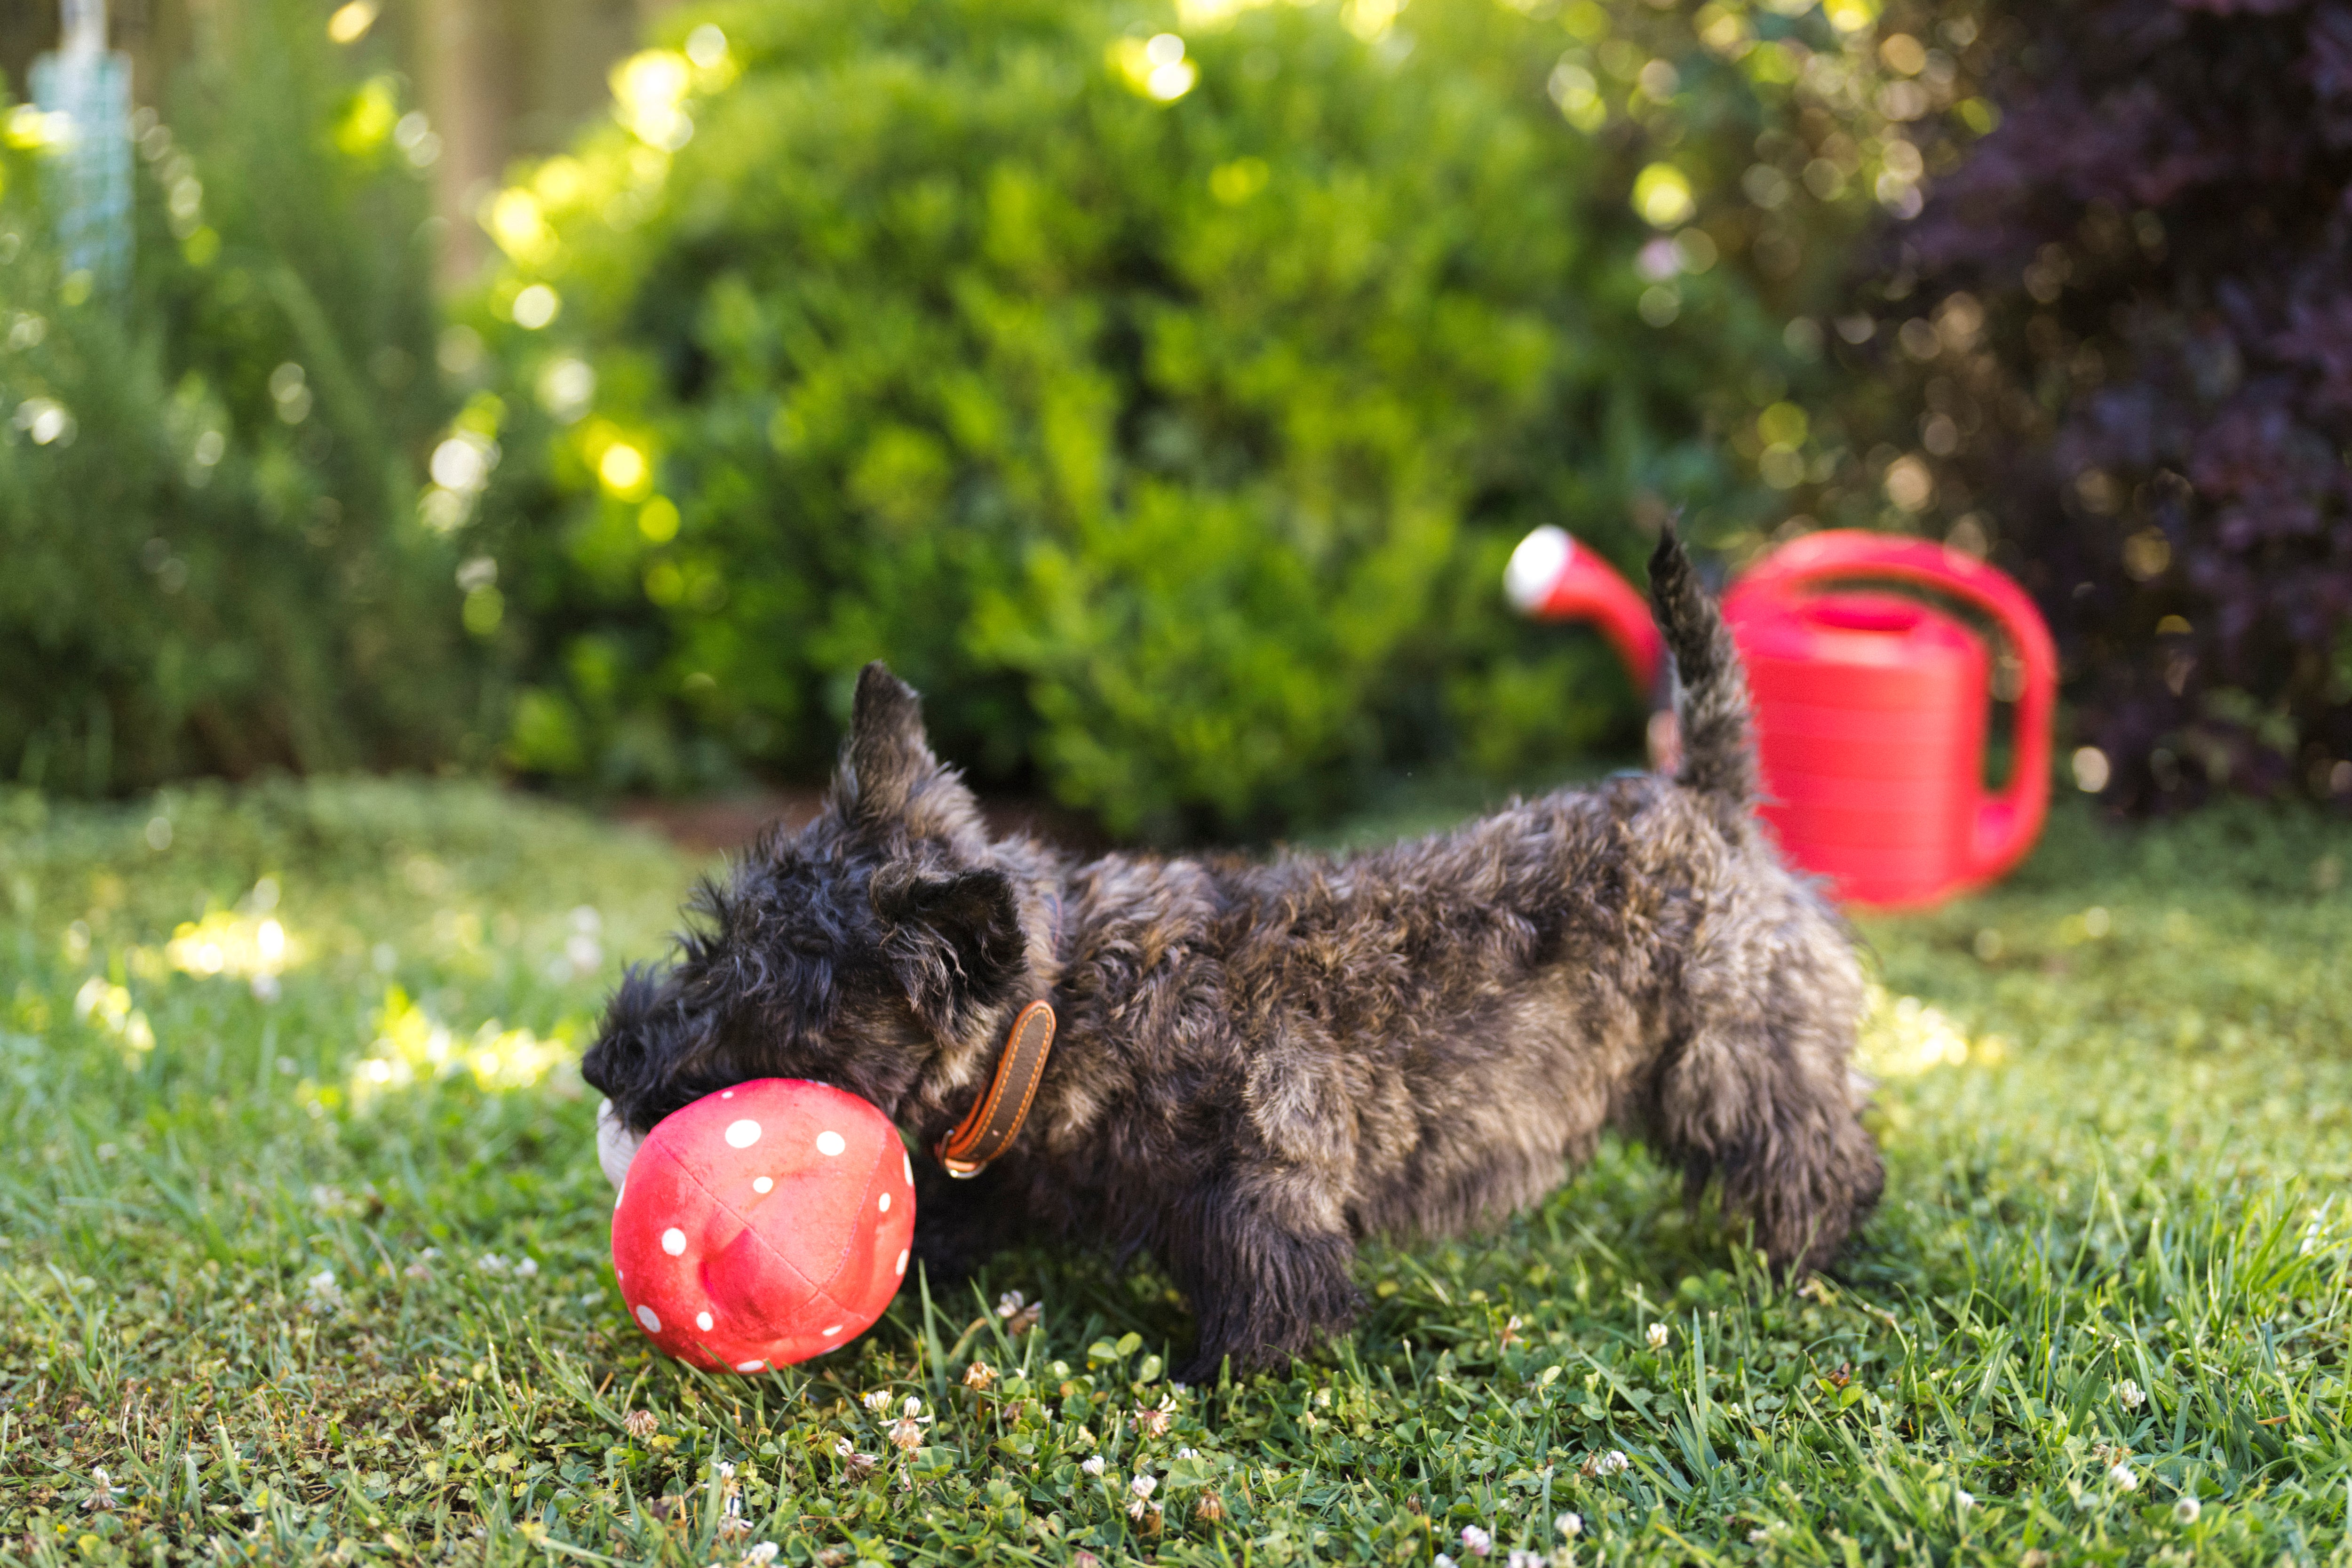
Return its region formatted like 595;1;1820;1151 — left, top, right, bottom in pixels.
907;1158;1034;1286
1158;1173;1362;1384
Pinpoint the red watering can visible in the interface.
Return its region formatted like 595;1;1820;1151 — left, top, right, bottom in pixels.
1506;527;2058;909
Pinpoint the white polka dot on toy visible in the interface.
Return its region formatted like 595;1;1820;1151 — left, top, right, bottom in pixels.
736;1359;764;1372
817;1130;846;1156
697;1311;713;1331
878;1192;891;1212
895;1249;907;1276
721;1090;733;1099
725;1119;762;1149
636;1305;661;1333
661;1227;686;1256
753;1176;772;1194
822;1324;842;1337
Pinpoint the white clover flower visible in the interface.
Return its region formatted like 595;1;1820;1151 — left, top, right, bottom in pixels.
2110;1462;2138;1492
1507;1551;1545;1568
1580;1449;1630;1478
745;1546;780;1566
1461;1524;1493;1556
1556;1512;1583;1538
515;1257;539;1278
2116;1378;2145;1410
1435;1556;1457;1568
1748;1529;1771;1545
1130;1473;1158;1499
82;1468;129;1511
1177;1447;1199;1459
2173;1496;2201;1524
832;1437;854;1458
862;1389;894;1414
887;1413;930;1453
1957;1490;1976;1509
1081;1455;1107;1477
1646;1322;1669;1349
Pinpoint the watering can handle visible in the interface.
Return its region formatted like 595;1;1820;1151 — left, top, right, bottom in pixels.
1724;531;2059;883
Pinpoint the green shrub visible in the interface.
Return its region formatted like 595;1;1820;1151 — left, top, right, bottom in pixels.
0;0;483;796
469;0;1942;836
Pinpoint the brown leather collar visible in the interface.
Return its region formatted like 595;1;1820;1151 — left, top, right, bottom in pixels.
934;1000;1056;1178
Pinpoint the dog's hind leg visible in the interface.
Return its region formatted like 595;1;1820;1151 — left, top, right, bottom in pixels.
1157;1175;1362;1384
1646;1016;1883;1277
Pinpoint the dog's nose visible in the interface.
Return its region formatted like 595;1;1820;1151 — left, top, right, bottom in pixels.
596;1098;645;1190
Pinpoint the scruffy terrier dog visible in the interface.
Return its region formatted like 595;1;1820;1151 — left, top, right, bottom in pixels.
585;528;1883;1381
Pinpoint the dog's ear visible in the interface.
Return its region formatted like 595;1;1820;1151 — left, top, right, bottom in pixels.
839;662;930;818
870;865;1026;1035
832;661;985;844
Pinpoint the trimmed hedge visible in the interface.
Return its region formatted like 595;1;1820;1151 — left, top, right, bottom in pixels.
464;0;1939;836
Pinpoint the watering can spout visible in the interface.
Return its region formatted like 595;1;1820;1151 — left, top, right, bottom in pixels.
1504;526;1665;693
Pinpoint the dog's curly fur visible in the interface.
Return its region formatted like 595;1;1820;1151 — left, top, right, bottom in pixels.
583;528;1883;1381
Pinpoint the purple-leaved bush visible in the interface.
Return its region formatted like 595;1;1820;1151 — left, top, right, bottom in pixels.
1888;0;2352;810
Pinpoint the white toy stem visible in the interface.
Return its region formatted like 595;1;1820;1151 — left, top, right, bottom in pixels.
596;1098;644;1190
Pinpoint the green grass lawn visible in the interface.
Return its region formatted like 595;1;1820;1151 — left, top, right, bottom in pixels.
2;780;2348;1568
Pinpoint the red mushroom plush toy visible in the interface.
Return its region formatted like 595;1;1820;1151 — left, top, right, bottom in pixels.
604;1079;915;1371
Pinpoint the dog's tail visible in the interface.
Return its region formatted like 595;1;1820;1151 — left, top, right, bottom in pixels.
1648;522;1756;807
